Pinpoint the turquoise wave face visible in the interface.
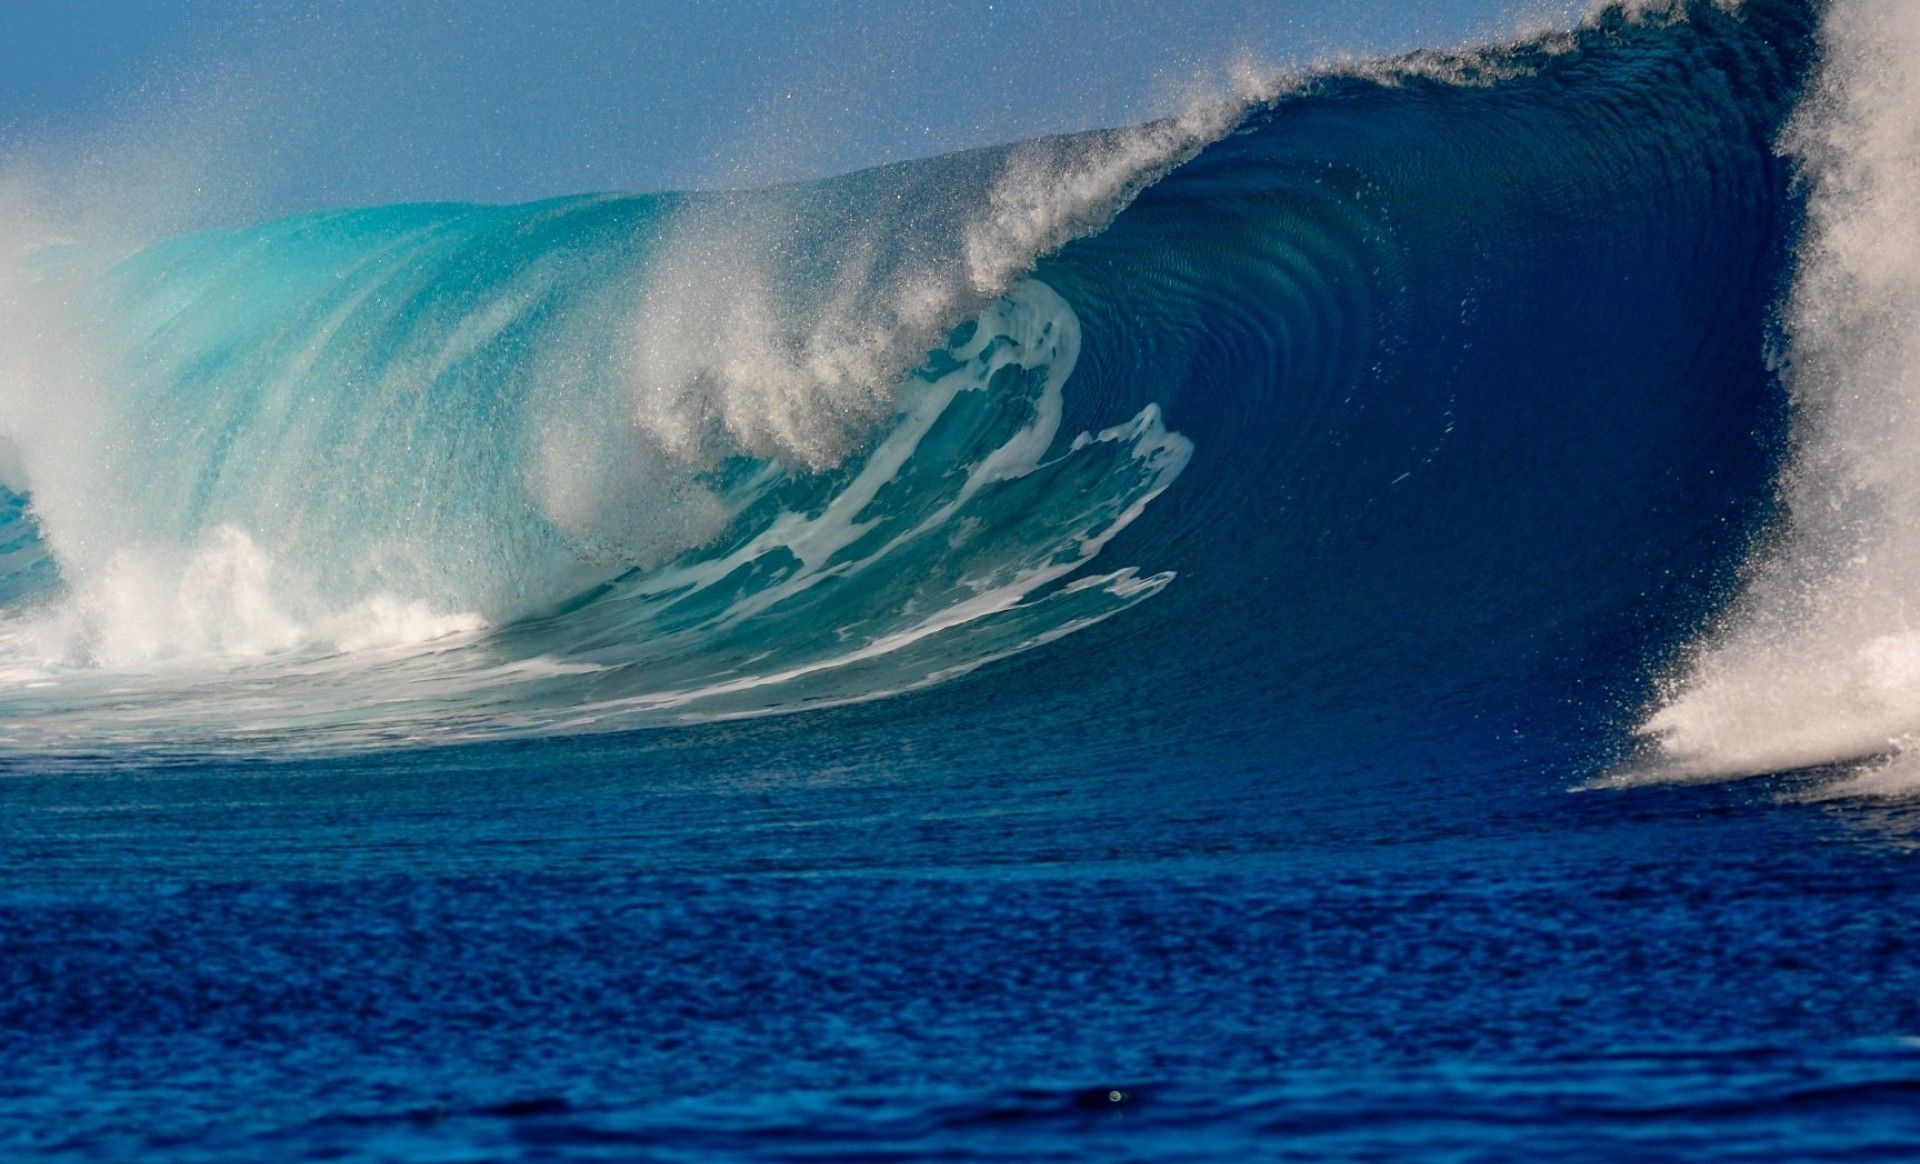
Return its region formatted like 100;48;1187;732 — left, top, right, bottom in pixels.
0;265;1190;752
0;0;1820;764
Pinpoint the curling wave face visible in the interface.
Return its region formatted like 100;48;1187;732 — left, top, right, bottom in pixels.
0;0;1850;771
0;274;1189;753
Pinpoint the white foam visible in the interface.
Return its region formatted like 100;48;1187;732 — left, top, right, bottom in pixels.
312;596;487;655
964;67;1274;296
614;69;1281;480
0;523;484;672
1632;0;1920;792
1584;0;1742;26
522;278;1194;734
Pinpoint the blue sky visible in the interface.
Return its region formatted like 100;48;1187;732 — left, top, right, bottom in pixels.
0;1;1578;210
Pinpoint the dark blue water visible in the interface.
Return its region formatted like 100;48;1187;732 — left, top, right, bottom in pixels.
9;0;1920;1159
8;723;1920;1160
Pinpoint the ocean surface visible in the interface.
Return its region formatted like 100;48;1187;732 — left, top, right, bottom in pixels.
6;0;1920;1158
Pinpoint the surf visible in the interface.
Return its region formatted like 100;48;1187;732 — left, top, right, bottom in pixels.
0;0;1838;767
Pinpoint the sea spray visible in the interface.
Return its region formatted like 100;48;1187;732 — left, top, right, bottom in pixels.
1634;0;1920;788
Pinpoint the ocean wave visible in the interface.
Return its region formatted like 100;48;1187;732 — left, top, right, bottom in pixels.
0;0;1832;760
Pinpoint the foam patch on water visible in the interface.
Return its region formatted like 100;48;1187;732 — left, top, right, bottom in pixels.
1630;0;1920;792
0;523;483;673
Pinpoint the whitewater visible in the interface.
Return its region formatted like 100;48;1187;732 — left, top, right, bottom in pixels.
1626;0;1920;793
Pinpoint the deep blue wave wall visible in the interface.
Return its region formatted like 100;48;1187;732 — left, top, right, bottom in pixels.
1020;0;1817;781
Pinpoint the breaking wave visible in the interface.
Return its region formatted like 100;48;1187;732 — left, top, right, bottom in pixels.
1;0;1882;777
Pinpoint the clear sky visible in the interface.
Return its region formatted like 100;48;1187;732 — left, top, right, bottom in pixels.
0;0;1581;213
